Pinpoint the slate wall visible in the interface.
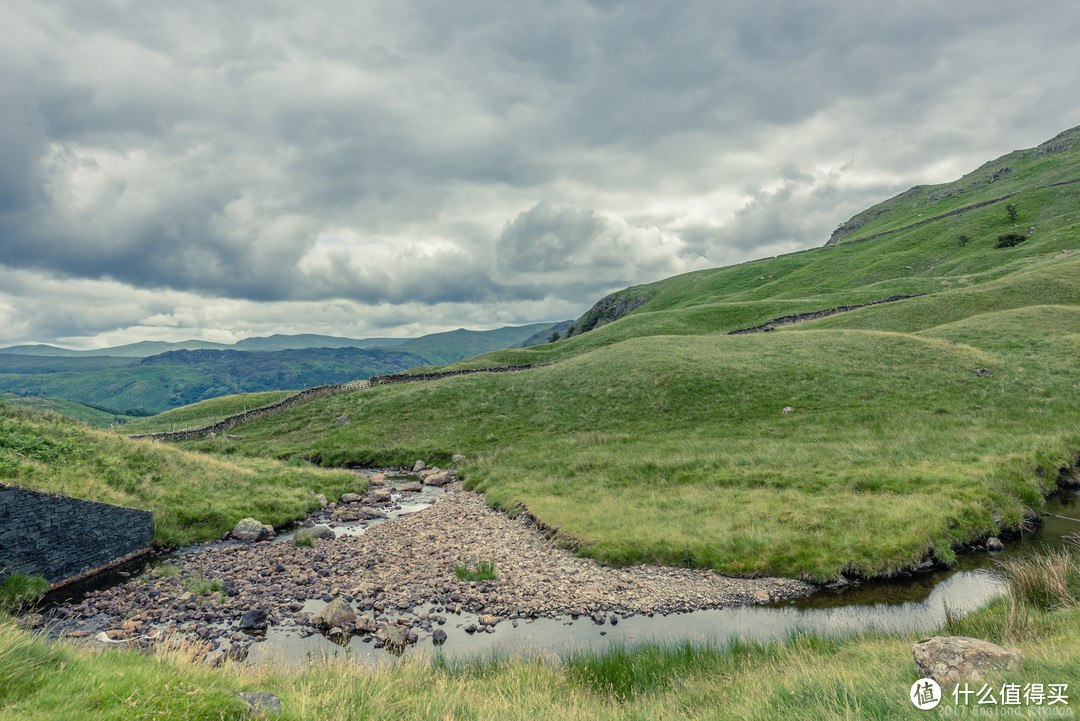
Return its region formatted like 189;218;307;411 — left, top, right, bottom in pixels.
0;483;154;586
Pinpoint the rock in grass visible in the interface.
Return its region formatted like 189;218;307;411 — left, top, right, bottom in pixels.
340;492;364;504
234;692;282;714
413;460;427;472
912;636;1023;686
986;537;1005;551
973;368;993;377
452;454;467;463
231;518;274;542
423;472;452;487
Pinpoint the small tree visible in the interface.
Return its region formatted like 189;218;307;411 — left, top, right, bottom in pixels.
994;233;1027;248
548;332;561;343
957;233;971;247
1006;203;1018;222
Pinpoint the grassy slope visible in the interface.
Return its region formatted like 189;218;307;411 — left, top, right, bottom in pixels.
0;394;140;428
119;391;298;434
176;129;1080;582
0;404;360;546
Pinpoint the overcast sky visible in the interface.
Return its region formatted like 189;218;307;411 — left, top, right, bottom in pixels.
2;0;1078;349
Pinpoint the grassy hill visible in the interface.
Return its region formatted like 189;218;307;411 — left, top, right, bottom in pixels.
0;403;359;546
176;127;1080;582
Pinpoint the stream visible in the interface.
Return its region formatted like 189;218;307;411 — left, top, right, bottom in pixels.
41;485;1080;668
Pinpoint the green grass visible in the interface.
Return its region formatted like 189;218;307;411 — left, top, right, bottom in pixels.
2;549;1079;719
119;391;298;434
0;403;361;547
454;559;497;582
0;573;49;613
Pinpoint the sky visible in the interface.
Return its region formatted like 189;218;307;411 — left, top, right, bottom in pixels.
2;0;1079;349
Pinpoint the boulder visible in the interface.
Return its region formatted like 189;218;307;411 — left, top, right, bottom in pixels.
377;624;409;647
396;482;423;493
452;454;467;463
479;614;498;627
340;492;364;504
370;473;386;486
912;636;1023;687
322;597;356;628
423;472;452;487
432;628;448;644
296;525;335;542
365;490;391;504
239;608;268;631
413;460;427;472
315;493;329;508
986;537;1005;552
232;518;274;542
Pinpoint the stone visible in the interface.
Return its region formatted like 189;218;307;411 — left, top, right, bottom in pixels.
239;608;268;630
396;481;423;493
365;490;391;504
986;537;1005;552
781;406;794;415
370;473;386;485
231;518;273;542
912;636;1023;687
378;624;408;647
479;614;497;627
432;628;447;644
296;525;335;542
315;493;328;508
423;472;452;487
452;454;467;463
340;492;364;504
234;692;282;714
413;460;427;472
973;368;993;377
225;434;245;440
334;415;349;424
322;597;356;628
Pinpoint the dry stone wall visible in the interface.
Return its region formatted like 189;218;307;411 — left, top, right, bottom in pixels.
0;483;153;586
726;294;925;335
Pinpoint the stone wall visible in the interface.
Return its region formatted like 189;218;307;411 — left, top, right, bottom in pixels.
726;294;926;335
0;483;154;587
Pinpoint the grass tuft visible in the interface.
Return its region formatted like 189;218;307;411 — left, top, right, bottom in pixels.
454;559;497;581
0;572;49;612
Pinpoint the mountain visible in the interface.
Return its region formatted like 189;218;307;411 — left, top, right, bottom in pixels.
389;323;561;365
231;334;408;351
186;126;1080;582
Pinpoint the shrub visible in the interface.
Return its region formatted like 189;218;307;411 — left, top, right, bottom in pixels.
994;233;1027;248
454;559;497;581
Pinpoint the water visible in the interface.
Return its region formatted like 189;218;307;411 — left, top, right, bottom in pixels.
43;487;1080;667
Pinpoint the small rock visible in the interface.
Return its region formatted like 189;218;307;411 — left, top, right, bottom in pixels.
334;415;349;424
315;493;328;507
912;636;1023;687
479;614;497;627
377;624;409;647
396;482;423;493
781;406;794;415
973;368;993;377
413;460;427;472
452;454;467;463
233;692;282;714
432;628;448;644
986;537;1005;552
225;434;245;440
340;492;364;504
365;490;391;504
296;525;335;542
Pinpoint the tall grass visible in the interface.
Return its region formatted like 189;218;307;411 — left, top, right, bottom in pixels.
0;572;49;613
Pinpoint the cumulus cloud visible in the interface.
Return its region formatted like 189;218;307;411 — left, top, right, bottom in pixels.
1;0;1079;347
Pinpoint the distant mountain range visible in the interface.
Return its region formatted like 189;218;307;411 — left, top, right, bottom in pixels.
0;322;564;416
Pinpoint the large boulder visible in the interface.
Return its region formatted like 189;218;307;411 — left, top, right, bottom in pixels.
912;636;1024;686
365;489;391;504
231;518;274;542
423;472;453;487
412;460;427;472
322;597;356;628
340;492;364;504
295;525;335;542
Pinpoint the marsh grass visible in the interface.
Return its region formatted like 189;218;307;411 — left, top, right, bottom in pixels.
454;559;497;581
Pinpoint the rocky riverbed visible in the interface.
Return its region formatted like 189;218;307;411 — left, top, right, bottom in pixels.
46;467;814;656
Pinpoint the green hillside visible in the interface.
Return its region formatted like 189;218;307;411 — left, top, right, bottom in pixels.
0;394;143;428
177;127;1080;582
0;403;358;546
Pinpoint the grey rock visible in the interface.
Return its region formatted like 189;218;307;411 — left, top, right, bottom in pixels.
432;628;448;644
479;614;497;627
423;472;452;487
912;636;1023;687
973;368;993;377
396;482;423;493
781;406;794;415
413;460;427;472
365;490;391;504
378;624;408;647
239;608;267;630
452;454;467;463
231;518;274;542
334;415;349;424
322;597;356;628
986;537;1005;552
315;493;329;508
296;525;335;542
340;492;364;504
234;692;282;714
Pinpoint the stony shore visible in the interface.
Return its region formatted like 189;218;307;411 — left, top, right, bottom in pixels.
48;470;815;652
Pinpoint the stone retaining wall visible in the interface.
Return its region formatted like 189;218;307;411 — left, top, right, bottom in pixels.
0;483;154;587
726;294;926;335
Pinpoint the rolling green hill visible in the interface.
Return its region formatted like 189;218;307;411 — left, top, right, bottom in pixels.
179;126;1080;581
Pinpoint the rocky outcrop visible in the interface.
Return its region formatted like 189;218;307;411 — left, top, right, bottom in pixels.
564;292;650;339
912;636;1024;686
